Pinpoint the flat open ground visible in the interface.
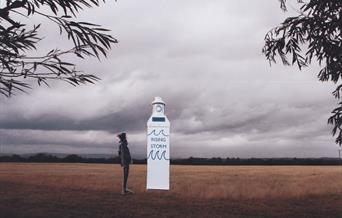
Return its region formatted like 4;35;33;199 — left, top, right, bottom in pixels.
0;163;341;218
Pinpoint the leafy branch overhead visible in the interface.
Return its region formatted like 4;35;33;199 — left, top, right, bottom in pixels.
0;0;117;97
263;0;342;145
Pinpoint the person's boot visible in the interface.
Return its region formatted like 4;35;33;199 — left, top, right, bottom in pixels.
126;189;134;194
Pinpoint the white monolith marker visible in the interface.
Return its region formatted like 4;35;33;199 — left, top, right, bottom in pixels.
147;97;170;190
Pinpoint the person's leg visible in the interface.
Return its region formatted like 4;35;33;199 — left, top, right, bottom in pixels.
122;166;126;193
125;165;134;193
126;164;129;185
123;165;129;192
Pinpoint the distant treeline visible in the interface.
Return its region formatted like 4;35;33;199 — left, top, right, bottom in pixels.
0;153;341;165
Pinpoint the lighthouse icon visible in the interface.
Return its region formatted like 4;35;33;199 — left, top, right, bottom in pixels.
146;97;170;190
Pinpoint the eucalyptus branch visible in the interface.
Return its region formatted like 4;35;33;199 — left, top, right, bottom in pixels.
263;0;342;145
0;0;117;97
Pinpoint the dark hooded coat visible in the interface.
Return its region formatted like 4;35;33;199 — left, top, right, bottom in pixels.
118;140;131;167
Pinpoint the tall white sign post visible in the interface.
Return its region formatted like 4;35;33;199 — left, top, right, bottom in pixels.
147;97;170;190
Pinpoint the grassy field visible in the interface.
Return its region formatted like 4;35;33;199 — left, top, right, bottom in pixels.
0;163;341;217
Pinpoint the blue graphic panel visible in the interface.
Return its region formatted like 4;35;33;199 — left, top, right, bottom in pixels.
152;117;165;122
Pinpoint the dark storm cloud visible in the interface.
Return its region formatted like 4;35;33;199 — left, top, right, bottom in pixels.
0;87;193;133
0;104;149;132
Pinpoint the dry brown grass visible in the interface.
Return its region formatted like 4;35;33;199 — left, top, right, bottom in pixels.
0;163;342;218
170;165;342;200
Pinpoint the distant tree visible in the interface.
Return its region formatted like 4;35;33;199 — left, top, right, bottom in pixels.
263;0;342;146
64;154;83;162
28;153;58;162
0;0;117;97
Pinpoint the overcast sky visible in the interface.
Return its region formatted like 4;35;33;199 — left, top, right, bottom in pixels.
0;0;340;158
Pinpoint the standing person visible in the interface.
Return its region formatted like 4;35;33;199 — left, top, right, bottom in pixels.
117;132;133;195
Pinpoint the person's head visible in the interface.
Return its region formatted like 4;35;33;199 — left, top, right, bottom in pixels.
117;132;127;143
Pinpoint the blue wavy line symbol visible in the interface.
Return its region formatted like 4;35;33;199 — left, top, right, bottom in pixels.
148;150;169;160
147;129;169;137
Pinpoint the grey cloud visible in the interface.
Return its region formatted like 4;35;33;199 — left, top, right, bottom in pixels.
0;0;339;158
0;103;148;132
